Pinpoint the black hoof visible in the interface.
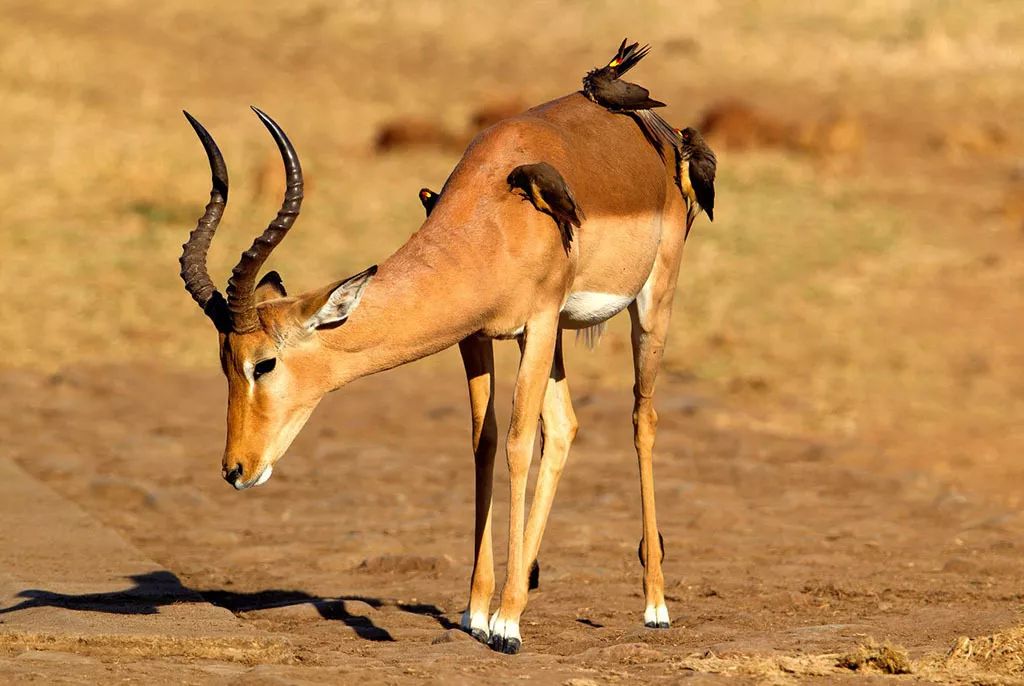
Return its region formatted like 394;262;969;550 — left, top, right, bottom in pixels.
645;621;671;629
488;634;522;654
637;531;666;567
469;627;490;644
528;559;540;590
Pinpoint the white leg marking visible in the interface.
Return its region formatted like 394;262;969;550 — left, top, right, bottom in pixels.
644;603;671;628
461;609;489;637
488;611;521;641
644;605;658;625
633;265;659;327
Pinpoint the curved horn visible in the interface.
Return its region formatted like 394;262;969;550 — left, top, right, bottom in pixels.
180;111;231;332
226;106;304;333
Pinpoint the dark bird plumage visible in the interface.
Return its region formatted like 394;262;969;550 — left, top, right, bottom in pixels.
676;127;717;238
583;39;674;154
634;109;678;154
507;162;584;253
583;38;664;112
583;38;651;92
419;187;439;217
587;78;666;112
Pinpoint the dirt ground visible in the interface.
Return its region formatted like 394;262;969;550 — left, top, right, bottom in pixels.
2;1;1024;683
2;365;1024;684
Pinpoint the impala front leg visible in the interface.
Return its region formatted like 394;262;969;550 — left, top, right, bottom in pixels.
522;330;578;585
489;312;559;654
458;337;498;643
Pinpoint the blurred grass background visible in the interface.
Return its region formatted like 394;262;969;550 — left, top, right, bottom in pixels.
2;0;1022;498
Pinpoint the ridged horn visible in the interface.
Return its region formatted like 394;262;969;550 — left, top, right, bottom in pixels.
225;106;304;333
179;111;231;333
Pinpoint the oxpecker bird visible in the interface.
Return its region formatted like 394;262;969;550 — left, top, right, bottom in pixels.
583;38;665;112
419;187;439;216
676;127;717;238
583;39;675;152
507;162;584;253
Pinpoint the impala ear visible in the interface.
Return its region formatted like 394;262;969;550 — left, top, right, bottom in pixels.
297;265;378;330
255;271;287;303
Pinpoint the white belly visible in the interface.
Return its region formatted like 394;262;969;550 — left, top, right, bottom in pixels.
559;291;634;329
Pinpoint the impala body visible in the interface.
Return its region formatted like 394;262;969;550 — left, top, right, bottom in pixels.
181;91;691;653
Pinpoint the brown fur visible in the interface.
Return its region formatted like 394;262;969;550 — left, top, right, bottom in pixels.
204;92;686;653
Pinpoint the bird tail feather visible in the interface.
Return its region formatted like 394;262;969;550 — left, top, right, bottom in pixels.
635;110;678;152
613;42;651;78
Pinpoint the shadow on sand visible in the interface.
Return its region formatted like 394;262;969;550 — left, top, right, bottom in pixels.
0;570;459;641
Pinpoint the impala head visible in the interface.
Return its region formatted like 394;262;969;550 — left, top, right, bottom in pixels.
180;107;376;490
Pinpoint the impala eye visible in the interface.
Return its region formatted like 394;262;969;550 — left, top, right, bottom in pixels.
253;358;277;380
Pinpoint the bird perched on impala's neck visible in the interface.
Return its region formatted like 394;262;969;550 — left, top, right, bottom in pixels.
507;162;584;253
419;187;439;217
675;127;717;238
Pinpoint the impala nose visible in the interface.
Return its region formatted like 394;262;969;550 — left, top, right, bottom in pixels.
223;463;243;486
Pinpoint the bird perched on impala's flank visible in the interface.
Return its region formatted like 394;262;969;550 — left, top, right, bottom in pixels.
583;39;675;152
419;187;440;216
507;162;584;252
675;127;717;238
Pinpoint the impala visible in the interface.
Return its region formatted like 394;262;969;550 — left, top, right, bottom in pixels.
180;90;691;653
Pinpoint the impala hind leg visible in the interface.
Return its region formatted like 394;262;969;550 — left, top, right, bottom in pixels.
489;313;559;654
629;300;672;629
458;337;498;643
522;330;578;592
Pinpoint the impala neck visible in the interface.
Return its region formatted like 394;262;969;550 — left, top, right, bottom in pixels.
319;229;487;387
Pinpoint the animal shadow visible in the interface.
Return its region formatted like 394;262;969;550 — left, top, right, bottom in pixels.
0;570;458;642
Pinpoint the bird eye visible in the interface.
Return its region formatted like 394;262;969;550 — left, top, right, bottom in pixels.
253;358;277;380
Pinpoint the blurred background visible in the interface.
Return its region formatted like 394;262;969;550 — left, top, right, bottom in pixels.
4;0;1021;497
2;2;1024;680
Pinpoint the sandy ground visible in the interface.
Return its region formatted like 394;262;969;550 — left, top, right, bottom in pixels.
2;364;1023;683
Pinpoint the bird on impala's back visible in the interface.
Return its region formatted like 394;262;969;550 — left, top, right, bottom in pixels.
582;38;676;152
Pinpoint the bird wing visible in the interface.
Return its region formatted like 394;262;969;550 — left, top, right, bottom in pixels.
552;184;584;228
618;81;666;109
690;157;716;220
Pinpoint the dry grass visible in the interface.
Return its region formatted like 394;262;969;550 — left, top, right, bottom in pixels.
2;2;1022;493
945;629;1024;676
837;639;913;675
